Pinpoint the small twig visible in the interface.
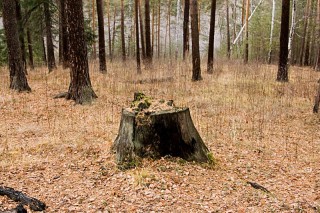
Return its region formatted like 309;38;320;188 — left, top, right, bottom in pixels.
247;181;271;193
53;92;69;99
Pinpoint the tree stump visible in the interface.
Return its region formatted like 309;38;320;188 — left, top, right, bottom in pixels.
113;93;211;166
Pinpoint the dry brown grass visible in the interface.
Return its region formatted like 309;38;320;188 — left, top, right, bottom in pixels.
0;60;320;212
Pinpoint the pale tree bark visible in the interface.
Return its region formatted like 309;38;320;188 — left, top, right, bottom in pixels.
112;6;117;61
107;0;112;60
139;0;146;59
92;0;97;59
277;0;290;82
268;0;276;64
288;0;296;64
190;0;202;81
157;0;161;58
207;0;217;73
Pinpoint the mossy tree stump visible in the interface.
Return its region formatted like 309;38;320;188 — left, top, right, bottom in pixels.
113;93;211;166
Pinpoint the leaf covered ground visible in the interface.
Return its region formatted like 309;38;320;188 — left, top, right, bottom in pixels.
0;61;320;212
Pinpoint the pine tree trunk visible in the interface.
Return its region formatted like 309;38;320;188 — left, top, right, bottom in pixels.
139;0;146;59
244;0;250;64
97;0;107;72
107;0;112;60
175;0;181;60
121;0;126;61
15;0;27;73
135;0;141;73
190;0;202;81
44;1;57;72
92;0;97;59
145;0;152;65
2;0;31;92
277;0;290;82
61;0;69;69
226;0;231;59
157;0;161;58
268;0;276;64
316;0;320;71
207;0;217;73
299;0;311;66
65;0;97;104
26;28;34;70
112;6;117;61
183;0;190;60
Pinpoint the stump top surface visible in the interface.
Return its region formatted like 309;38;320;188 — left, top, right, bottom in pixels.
123;107;189;116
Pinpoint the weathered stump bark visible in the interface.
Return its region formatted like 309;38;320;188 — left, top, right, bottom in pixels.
113;107;210;165
313;79;320;113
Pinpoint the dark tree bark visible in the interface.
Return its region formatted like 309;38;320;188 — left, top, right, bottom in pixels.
244;0;250;64
97;0;107;72
277;0;290;82
135;0;141;73
139;0;146;59
313;79;320;113
145;0;152;65
183;0;190;61
120;0;126;61
61;0;69;69
57;0;63;64
15;0;27;73
190;0;202;81
3;0;31;92
65;0;97;104
26;28;34;70
317;0;320;71
299;0;311;66
44;1;57;72
207;0;216;73
107;0;112;60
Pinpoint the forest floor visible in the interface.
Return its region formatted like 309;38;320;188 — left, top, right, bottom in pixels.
0;60;320;212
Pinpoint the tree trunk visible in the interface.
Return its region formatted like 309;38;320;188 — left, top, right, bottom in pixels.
313;79;320;113
135;0;141;73
190;0;202;81
207;0;217;73
288;0;296;64
244;0;250;64
61;0;69;69
97;0;107;72
15;0;27;73
26;28;34;70
107;0;112;60
226;0;231;59
3;0;31;92
112;6;117;61
268;0;276;64
145;0;152;66
121;0;126;61
139;0;146;59
157;0;161;58
92;0;97;59
113;94;211;166
44;1;57;72
175;0;181;60
183;0;190;60
299;0;311;66
65;0;97;104
277;0;290;82
316;0;320;71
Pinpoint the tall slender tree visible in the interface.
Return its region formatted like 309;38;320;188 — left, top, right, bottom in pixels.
207;0;217;73
65;0;97;104
190;0;201;81
226;0;231;59
183;0;190;60
44;0;57;72
121;0;126;61
277;0;290;82
61;0;69;69
15;0;27;72
92;0;97;59
135;0;141;73
288;0;296;64
244;0;250;64
316;0;320;71
26;28;34;70
97;0;107;72
268;0;276;64
145;0;152;65
107;0;112;60
299;0;311;66
139;0;146;59
2;0;31;92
